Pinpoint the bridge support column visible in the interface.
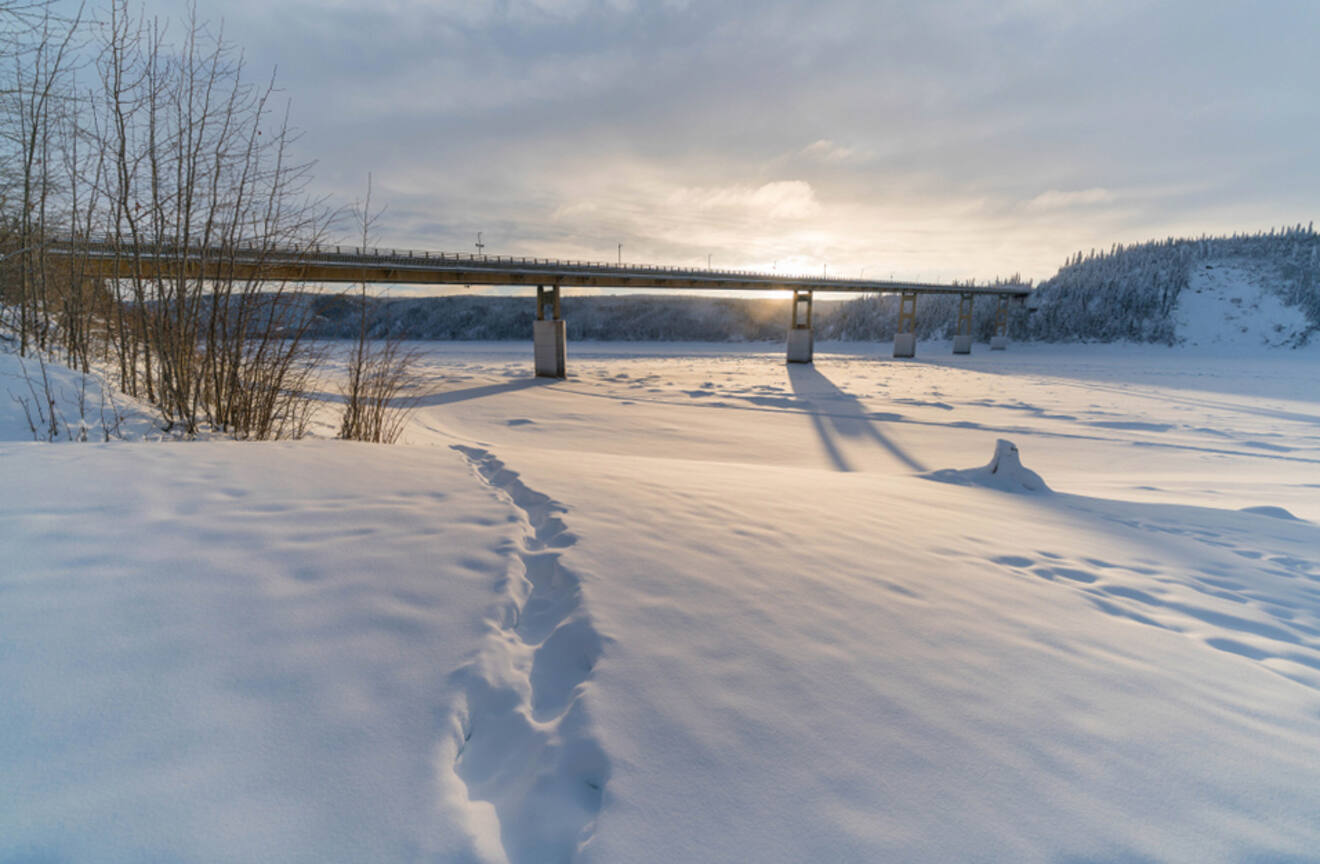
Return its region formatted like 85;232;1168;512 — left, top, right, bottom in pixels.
786;290;814;363
893;291;917;357
534;284;566;378
991;294;1010;350
953;292;974;354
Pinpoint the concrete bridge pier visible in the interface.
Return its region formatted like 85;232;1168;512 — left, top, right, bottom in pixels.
893;290;918;357
534;284;567;377
991;294;1010;350
953;292;974;354
786;289;814;363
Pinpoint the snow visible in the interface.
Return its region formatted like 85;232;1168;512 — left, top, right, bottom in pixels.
4;337;1320;863
1175;259;1312;348
1;440;524;862
924;438;1051;492
0;349;160;442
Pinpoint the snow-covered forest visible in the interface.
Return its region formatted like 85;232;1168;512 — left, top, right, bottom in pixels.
301;289;1009;344
1025;225;1320;344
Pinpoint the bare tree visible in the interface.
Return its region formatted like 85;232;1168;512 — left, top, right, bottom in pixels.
92;0;330;438
0;0;337;441
1;2;84;354
339;172;417;444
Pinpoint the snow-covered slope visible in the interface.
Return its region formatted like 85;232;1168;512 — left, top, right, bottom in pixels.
5;342;1320;863
1176;259;1312;348
0;348;160;441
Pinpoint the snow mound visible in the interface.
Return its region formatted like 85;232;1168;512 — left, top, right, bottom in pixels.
923;439;1051;493
1175;259;1310;348
1239;504;1300;521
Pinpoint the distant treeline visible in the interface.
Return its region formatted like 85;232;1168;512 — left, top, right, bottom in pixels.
299;288;1025;344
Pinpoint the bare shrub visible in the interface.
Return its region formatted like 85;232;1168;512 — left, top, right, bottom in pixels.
339;174;417;444
0;1;347;441
88;0;331;438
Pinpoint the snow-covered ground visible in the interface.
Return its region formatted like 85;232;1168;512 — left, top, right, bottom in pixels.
0;349;161;442
4;338;1320;863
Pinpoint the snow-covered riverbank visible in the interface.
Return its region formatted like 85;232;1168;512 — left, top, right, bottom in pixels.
4;341;1320;862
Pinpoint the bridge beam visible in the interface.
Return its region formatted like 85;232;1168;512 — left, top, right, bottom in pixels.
533;284;566;378
991;294;1010;350
953;292;974;354
893;291;918;357
786;289;814;363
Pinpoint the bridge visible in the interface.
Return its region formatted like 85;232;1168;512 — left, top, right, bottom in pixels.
56;239;1033;378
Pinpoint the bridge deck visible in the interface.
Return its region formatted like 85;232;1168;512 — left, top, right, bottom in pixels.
60;242;1031;297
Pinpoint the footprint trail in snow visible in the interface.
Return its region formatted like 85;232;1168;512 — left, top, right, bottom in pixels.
446;445;610;864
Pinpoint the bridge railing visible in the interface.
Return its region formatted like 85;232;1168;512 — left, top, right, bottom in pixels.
50;234;1029;293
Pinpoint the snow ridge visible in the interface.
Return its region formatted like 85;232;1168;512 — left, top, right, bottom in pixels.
447;445;610;864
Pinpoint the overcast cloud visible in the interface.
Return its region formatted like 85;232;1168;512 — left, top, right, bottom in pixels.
139;0;1318;282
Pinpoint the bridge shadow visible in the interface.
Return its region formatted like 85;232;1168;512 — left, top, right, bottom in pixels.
411;376;554;408
787;364;927;473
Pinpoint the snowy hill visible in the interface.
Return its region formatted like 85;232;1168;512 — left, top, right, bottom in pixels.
0;346;162;442
1026;225;1320;346
1176;259;1312;348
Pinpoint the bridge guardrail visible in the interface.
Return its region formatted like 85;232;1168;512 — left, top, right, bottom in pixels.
45;235;1031;295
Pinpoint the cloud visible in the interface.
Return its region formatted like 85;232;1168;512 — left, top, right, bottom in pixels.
1025;188;1115;211
124;0;1320;282
800;139;862;164
666;181;821;221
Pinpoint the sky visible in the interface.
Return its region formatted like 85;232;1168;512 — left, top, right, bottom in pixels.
125;0;1319;284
